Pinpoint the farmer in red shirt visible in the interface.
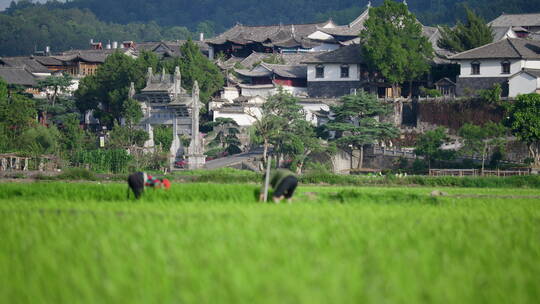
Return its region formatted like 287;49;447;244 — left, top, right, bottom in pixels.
127;171;171;199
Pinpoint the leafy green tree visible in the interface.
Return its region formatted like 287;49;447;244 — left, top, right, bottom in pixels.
58;113;86;152
107;122;149;149
505;93;540;168
154;125;173;151
438;8;494;53
205;117;242;155
414;127;452;169
458;122;506;171
0;79;36;144
75;52;146;127
18;125;61;155
360;0;433;97
326;91;399;169
37;73;73;107
478;83;502;104
162;39;224;105
252;89;325;172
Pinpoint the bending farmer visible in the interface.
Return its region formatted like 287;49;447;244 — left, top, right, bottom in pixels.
127;171;171;199
260;169;298;203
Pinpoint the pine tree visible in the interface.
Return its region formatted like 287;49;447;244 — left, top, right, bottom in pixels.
438;8;494;53
326;91;399;169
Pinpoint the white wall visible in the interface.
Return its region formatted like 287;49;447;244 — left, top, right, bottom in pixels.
310;43;340;52
523;60;540;69
221;87;239;102
307;31;333;41
281;86;308;96
213;112;257;127
509;73;538;97
307;63;360;81
241;86;276;97
458;59;521;77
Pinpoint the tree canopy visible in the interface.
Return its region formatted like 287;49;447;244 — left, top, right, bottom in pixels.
505;93;540;168
437;8;494;53
458;122;506;170
414;127;454;169
252;88;325;172
326;91;399;169
360;0;433;96
161;39;224;105
75;52;146;127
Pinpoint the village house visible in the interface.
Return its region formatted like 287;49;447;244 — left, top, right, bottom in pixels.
0;56;53;96
206;20;340;59
489;13;540;40
450;38;540;97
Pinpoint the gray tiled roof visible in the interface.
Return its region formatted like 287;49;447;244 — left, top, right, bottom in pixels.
239;51;323;68
0;56;50;73
301;44;363;63
235;69;272;77
260;63;307;79
55;49;123;63
142;72;176;92
34;56;65;66
136;41;181;57
207;22;327;46
434;77;456;86
489;13;540;27
0;67;37;86
450;38;540;60
492;26;512;41
519;68;540;78
318;9;369;37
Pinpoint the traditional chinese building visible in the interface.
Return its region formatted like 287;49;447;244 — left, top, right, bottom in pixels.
132;66;205;169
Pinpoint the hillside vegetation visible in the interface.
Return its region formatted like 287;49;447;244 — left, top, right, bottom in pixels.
1;0;538;56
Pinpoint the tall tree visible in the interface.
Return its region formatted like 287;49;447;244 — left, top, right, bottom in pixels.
75;52;145;127
252;89;325;172
458;122;507;172
438;7;494;53
505;93;540;168
37;73;73;107
0;79;36;144
205;117;242;155
162;39;224;105
414;127;451;169
326;91;399;169
360;0;433;97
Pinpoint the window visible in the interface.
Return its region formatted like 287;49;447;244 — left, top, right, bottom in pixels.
315;64;324;78
340;64;350;78
501;60;511;74
471;61;480;75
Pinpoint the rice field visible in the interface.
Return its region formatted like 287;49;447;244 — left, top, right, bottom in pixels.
1;182;540;304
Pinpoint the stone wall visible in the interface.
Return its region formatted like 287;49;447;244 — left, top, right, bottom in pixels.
307;81;362;98
456;77;509;97
416;99;504;131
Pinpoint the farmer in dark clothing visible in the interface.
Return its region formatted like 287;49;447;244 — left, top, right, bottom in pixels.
259;169;298;203
127;171;171;199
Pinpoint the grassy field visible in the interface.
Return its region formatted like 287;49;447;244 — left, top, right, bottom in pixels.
1;182;539;303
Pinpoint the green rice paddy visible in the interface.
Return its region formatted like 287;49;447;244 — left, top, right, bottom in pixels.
1;182;539;303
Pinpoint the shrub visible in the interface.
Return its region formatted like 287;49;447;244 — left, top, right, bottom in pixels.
57;168;97;181
71;149;132;173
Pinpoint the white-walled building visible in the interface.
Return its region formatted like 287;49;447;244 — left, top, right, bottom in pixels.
508;69;540;97
450;38;540;97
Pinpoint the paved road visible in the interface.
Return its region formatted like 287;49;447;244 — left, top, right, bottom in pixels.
204;148;265;170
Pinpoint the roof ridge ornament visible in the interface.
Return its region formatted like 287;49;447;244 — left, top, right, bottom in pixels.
367;1;371;8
